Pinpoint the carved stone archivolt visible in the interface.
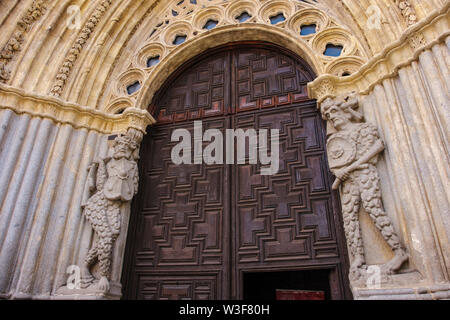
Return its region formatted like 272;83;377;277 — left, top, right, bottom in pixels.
50;0;115;97
307;2;450;105
0;0;47;83
320;93;409;283
99;0;368;112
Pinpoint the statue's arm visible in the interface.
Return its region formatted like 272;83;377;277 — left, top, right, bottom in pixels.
347;139;384;172
81;162;98;207
95;158;108;190
86;162;98;192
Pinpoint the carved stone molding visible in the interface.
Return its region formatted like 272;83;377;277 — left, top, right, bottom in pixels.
50;0;115;97
320;93;409;283
308;3;449;103
0;83;155;134
0;0;48;83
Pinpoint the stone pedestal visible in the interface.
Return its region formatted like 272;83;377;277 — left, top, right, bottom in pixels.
54;282;122;300
353;281;450;300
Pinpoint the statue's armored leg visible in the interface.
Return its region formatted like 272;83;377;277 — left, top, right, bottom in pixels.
341;181;365;281
359;169;408;274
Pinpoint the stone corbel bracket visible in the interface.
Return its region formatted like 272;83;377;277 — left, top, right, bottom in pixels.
308;3;450;103
0;83;155;134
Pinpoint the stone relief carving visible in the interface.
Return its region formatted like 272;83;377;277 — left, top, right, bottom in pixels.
315;79;335;102
408;32;427;50
0;85;155;135
320;93;409;283
394;0;418;26
0;0;47;83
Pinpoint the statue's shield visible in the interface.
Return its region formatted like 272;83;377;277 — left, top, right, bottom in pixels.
327;135;356;169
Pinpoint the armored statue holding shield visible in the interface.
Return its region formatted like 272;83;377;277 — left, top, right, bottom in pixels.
321;93;408;282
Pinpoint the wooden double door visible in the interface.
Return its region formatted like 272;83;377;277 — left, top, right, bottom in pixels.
122;44;351;300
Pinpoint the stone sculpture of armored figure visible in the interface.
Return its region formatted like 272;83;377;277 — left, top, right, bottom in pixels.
320;93;408;282
80;131;140;292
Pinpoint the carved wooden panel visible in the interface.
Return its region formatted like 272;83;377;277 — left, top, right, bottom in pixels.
152;46;313;122
232;104;341;285
154;51;230;124
233;48;311;113
136;274;220;300
128;118;231;300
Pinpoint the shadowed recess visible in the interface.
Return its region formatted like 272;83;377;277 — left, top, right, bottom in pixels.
147;55;161;68
300;24;316;36
127;81;141;95
324;44;343;57
270;13;286;25
236;11;252;23
203;19;218;30
173;35;187;45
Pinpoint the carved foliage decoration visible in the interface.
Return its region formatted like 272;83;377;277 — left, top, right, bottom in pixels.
394;0;418;26
315;79;335;103
408;32;427;49
0;83;155;135
0;0;47;83
50;0;115;97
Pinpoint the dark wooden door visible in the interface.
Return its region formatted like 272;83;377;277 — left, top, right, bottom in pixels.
122;44;350;300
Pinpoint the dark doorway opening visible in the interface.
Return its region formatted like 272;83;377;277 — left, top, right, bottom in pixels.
243;270;332;300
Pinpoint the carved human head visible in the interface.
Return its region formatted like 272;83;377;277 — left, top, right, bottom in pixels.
112;134;138;160
320;93;363;130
